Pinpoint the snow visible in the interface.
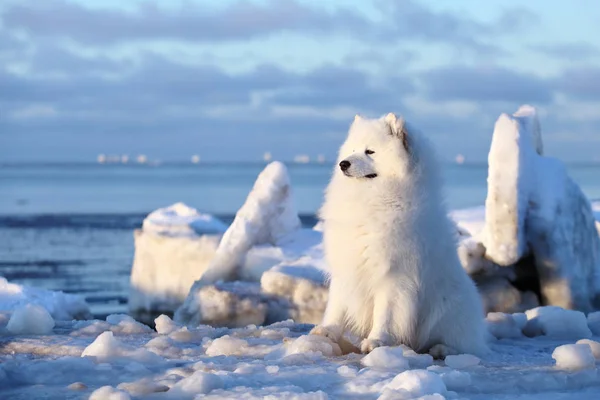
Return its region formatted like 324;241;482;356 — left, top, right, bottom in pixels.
577;339;600;359
444;354;480;369
1;311;600;398
7;303;55;335
482;105;600;312
361;346;410;370
523;306;592;339
89;386;131;400
0;276;90;321
141;202;228;236
384;370;447;398
175;162;302;325
588;311;600;335
552;344;596;370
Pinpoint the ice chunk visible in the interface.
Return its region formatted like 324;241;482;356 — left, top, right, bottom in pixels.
483;106;600;311
7;303;55;335
155;314;179;335
142;202;227;236
361;346;409;370
576;339;600;360
439;370;472;391
168;371;224;398
523;306;592;339
205;335;250;357
128;230;221;324
175;162;301;325
486;312;522;339
552;344;595;370
89;386;131;400
384;369;447;398
81;331;162;364
444;354;480;369
0;276;90;321
283;334;342;358
588;311;600;335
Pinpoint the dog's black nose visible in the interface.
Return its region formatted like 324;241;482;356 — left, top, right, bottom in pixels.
339;160;351;171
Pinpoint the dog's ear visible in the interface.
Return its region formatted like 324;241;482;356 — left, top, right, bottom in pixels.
354;114;362;122
384;113;409;151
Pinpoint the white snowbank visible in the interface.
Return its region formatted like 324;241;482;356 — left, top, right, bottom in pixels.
89;386;131;400
142;202;227;236
552;344;595;370
7;303;55;335
0;276;90;321
523;306;592;339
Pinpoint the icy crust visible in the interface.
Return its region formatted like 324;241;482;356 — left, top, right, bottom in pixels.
0;276;91;322
2;307;600;399
142;202;228;236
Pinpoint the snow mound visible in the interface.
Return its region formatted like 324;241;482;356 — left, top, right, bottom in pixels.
444;354;480;369
439;369;472;391
361;346;409;370
154;314;179;335
552;344;595;370
175;162;301;325
168;371;224;398
523;306;592;339
0;276;90;321
483;105;600;312
283;334;342;358
89;386;131;400
81;331;163;364
587;311;600;335
576;339;600;360
486;312;523;339
7;303;55;335
142;202;227;236
383;369;447;398
205;335;250;357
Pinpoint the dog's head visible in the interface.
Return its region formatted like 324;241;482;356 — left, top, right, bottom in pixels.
336;113;413;180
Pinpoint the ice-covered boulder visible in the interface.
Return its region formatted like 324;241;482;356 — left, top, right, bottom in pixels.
0;277;91;322
175;162;302;325
482;105;600;312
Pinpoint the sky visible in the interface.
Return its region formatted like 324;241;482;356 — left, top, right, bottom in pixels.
1;0;600;162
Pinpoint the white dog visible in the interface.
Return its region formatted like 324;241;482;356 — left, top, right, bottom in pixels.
311;113;489;358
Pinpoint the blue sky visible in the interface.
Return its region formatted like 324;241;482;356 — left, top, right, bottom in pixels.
1;0;599;162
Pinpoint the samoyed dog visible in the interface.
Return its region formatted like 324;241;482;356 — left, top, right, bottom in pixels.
311;113;489;358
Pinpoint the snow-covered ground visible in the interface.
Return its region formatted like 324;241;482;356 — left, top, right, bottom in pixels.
2;310;600;399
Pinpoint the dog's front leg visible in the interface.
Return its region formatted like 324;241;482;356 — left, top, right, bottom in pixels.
310;279;346;342
361;285;416;353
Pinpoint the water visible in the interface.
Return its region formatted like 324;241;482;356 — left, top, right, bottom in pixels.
2;162;600;317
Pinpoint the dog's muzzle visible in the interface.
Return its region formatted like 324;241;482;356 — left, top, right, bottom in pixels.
339;160;351;172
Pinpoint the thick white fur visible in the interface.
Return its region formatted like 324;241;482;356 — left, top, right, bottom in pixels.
311;113;489;358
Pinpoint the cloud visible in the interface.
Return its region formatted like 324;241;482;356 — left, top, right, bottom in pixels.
555;67;600;101
421;65;554;104
531;42;600;61
1;0;370;45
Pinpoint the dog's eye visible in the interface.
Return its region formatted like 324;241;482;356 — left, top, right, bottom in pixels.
365;149;375;155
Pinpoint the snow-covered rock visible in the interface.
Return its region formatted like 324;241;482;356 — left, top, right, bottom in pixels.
175;162;304;325
523;306;592;339
552;344;595;370
0;276;90;321
482;105;600;312
7;303;55;335
142;202;228;236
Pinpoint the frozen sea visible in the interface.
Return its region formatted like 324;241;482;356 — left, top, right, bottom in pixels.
3;161;600;318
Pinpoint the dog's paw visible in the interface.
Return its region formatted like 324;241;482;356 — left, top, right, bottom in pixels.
428;344;459;360
310;325;342;342
360;338;386;354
